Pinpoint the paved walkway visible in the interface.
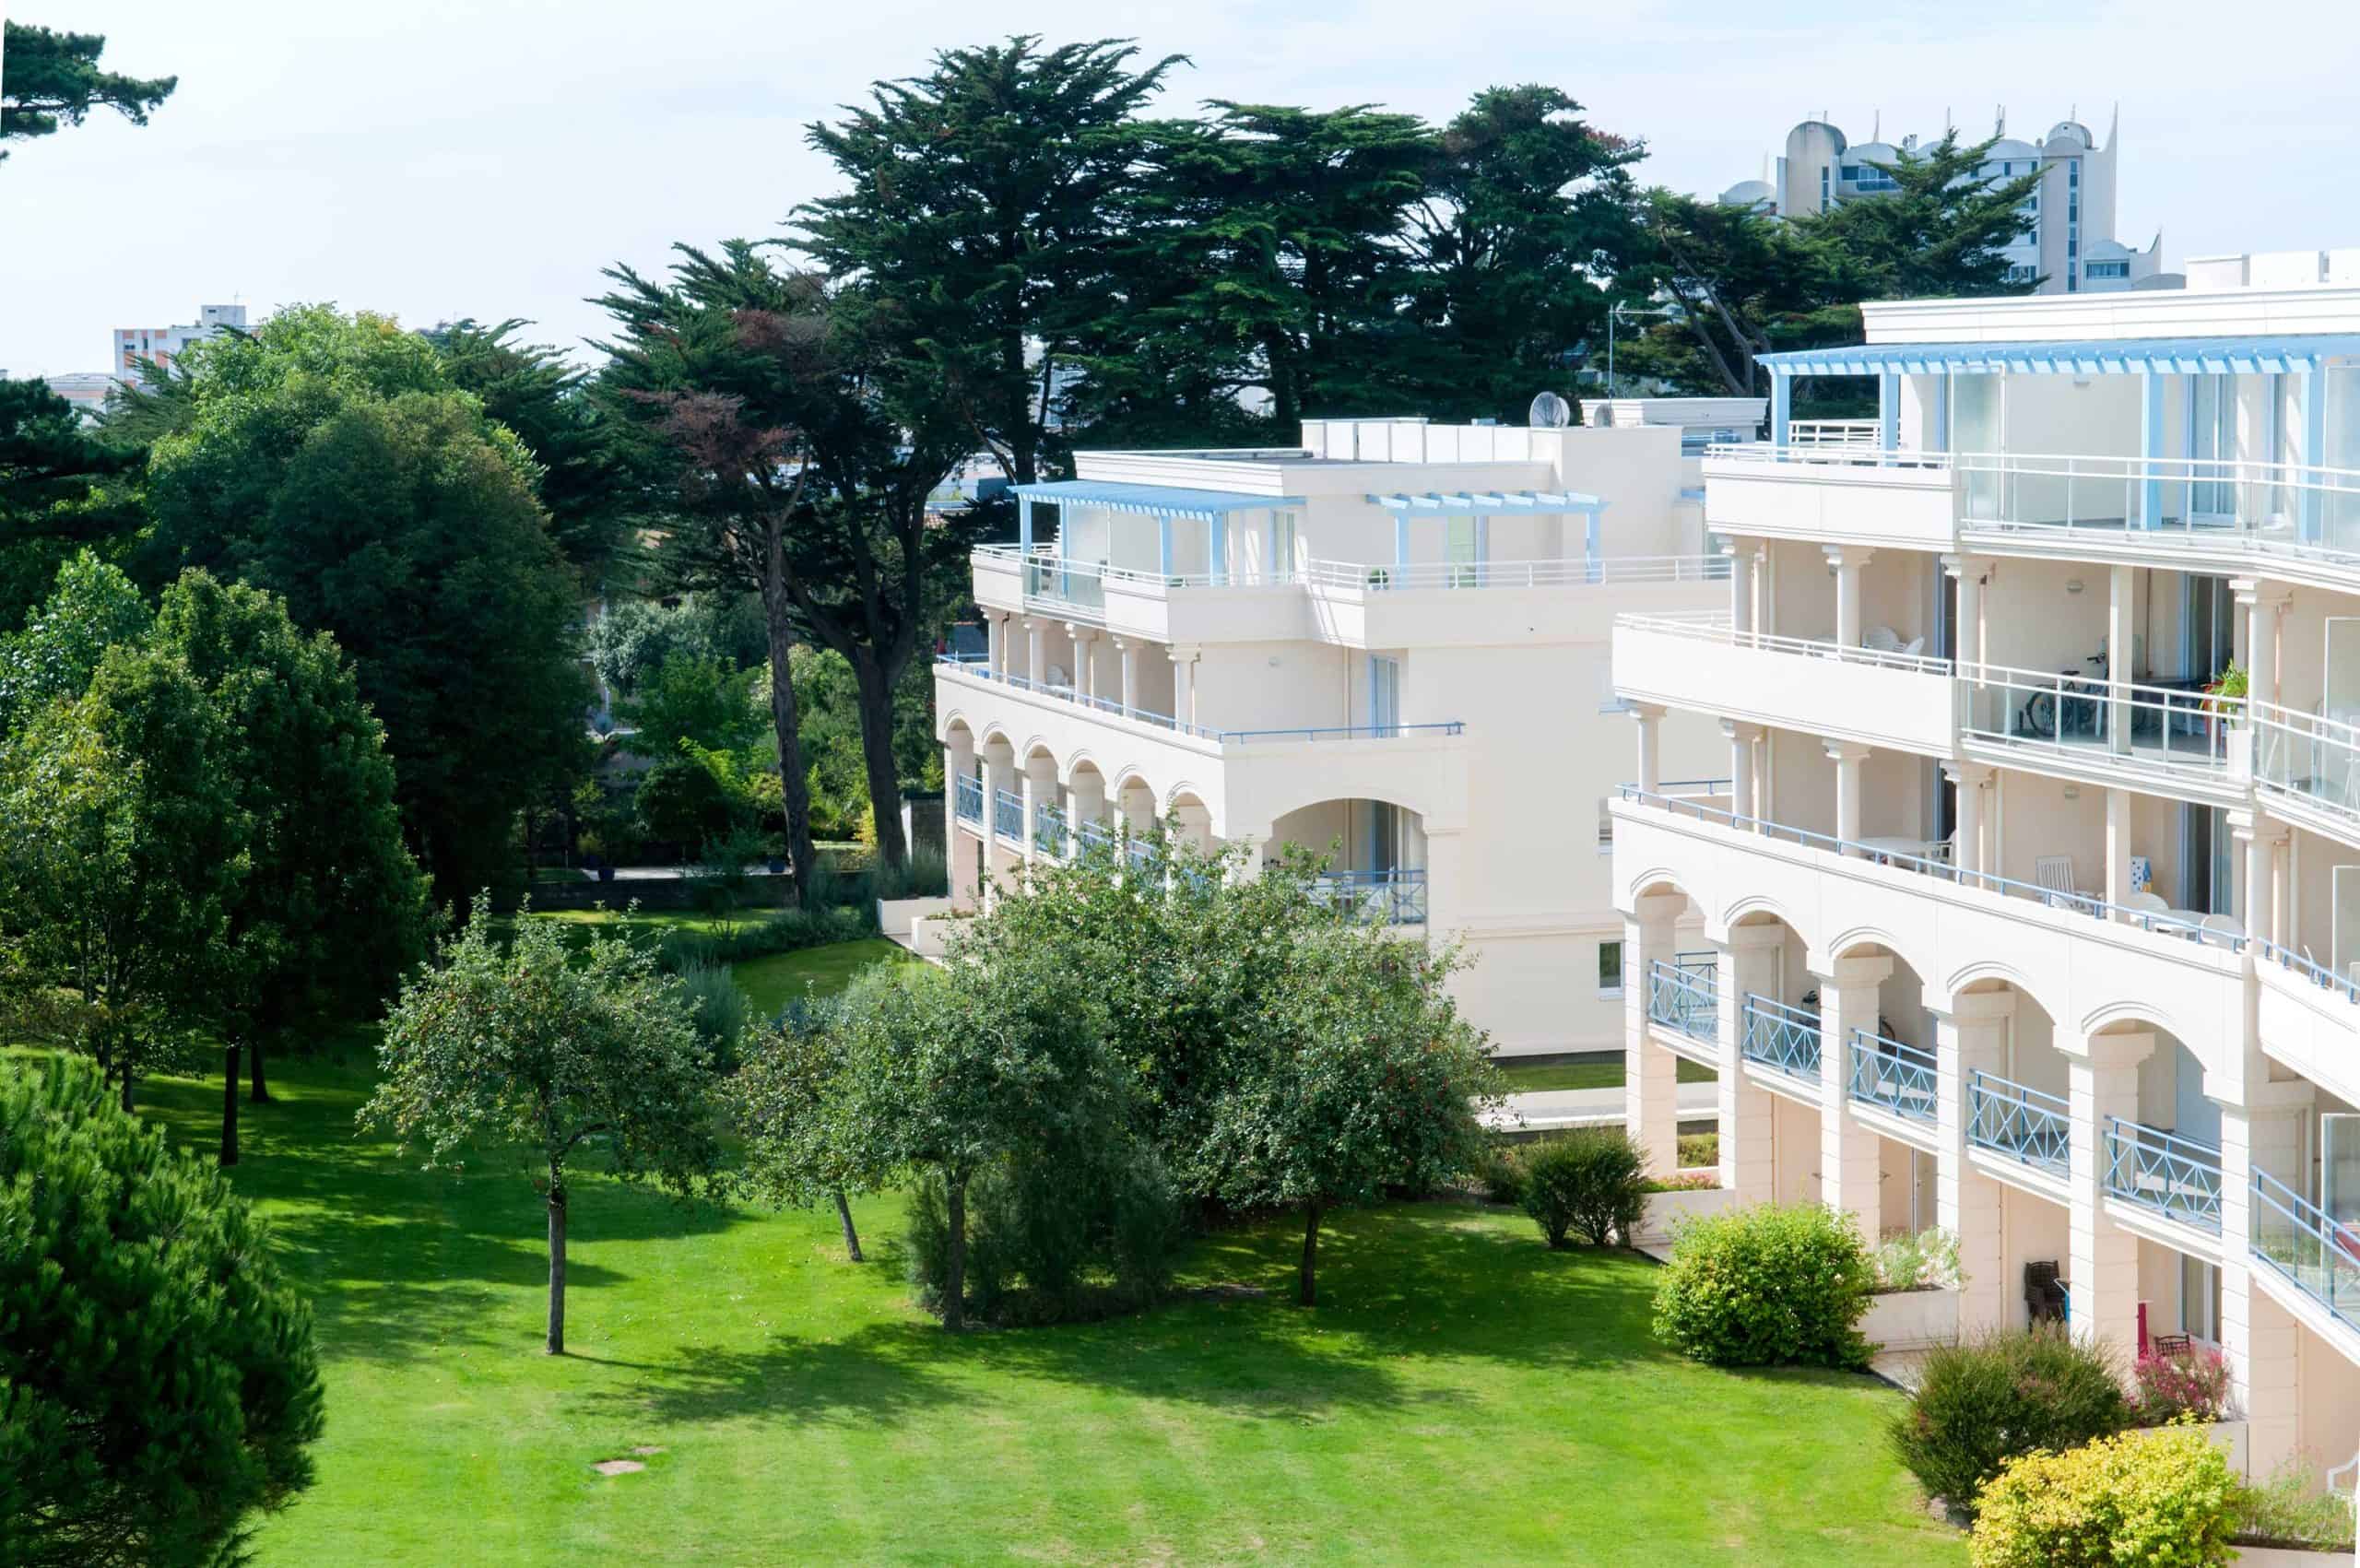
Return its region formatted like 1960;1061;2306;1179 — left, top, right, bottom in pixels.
1484;1080;1719;1132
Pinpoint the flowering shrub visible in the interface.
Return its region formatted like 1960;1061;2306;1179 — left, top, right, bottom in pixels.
2132;1347;2234;1425
1970;1428;2239;1567
1871;1227;1965;1291
1889;1327;2128;1512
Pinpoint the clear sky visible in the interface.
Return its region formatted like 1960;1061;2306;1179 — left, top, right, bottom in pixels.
6;0;2355;377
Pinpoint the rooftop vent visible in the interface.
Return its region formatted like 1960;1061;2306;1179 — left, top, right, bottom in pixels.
1528;390;1572;430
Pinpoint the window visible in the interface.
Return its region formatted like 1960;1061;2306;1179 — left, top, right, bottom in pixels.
2085;260;2129;279
1598;939;1624;996
2005;264;2038;284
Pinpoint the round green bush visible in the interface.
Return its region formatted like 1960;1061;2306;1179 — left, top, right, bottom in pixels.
1518;1129;1647;1248
1890;1326;2129;1513
1970;1427;2238;1567
1650;1201;1874;1368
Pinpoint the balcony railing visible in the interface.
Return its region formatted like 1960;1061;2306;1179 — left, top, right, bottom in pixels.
1952;451;2360;557
992;786;1024;844
936;657;1464;746
2106;1117;2224;1233
1618;611;1956;677
1646;953;1718;1043
2257;937;2360;1005
1616;785;2248;950
1309;867;1428;925
1787;419;1881;450
2252;699;2360;828
953;773;983;824
1955;659;2233;781
1848;1030;1938;1123
1034;800;1068;857
1303;555;1729;592
1741;994;1822;1082
1702;442;1953;474
1968;1069;2071;1178
2251;1169;2360;1332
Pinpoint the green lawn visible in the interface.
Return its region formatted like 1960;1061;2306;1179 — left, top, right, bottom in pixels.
731;937;910;1015
1496;1055;1718;1093
96;976;1956;1568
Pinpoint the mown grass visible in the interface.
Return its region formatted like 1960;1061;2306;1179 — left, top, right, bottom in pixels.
1495;1054;1718;1094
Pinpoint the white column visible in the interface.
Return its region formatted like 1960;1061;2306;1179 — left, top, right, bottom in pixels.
1947;762;1991;877
1825;546;1871;650
2107;563;2133;753
2103;785;2132;916
2232;577;2287;714
1936;992;2014;1335
1825;740;1870;850
2235;810;2283;944
1169;646;1198;727
2069;1030;2154;1366
1020;766;1041;867
985;611;1008;676
1023;618;1044;686
1624;891;1687;1178
1717;925;1782;1201
1631;702;1664;796
1115;638;1139;717
1817;953;1893;1242
1723;719;1761;823
1726;538;1756;645
1068;624;1098;701
2220;1088;2312;1477
1422;826;1461;944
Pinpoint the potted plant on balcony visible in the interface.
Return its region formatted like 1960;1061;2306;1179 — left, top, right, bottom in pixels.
2204;661;2248;723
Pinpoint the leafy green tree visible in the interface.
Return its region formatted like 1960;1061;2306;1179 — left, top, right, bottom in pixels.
0;548;149;733
0;379;145;630
0;644;245;1110
634;753;743;855
1799;131;2046;299
424;318;645;580
624;650;764;760
796;35;1184;485
729;996;892;1261
0;1056;323;1568
587;593;765;698
0;21;175;160
360;896;719;1354
137;307;588;902
145;571;428;1154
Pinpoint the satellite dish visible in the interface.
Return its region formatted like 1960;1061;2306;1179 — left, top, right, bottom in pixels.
1528;390;1573;430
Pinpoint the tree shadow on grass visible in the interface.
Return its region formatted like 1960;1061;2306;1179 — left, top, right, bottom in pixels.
581;1322;977;1429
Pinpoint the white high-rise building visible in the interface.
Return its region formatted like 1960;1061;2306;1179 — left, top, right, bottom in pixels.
933;402;1758;1057
1717;112;2168;296
1614;247;2360;1489
112;302;248;378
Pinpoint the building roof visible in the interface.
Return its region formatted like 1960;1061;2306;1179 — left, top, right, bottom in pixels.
1759;333;2360;376
1010;479;1301;518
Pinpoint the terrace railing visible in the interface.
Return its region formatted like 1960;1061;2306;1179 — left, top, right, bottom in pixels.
2106;1118;2224;1233
2256;937;2360;1005
992;787;1024;845
1949;451;2360;555
1741;994;1823;1082
2251;1169;2360;1332
1847;1031;1938;1123
1968;1069;2072;1178
1647;954;1718;1043
2251;699;2360;827
1786;419;1882;450
1955;659;2234;781
953;773;983;824
1617;611;1956;678
935;655;1464;747
1309;867;1428;925
1033;800;1068;857
1304;554;1729;592
1700;442;1953;474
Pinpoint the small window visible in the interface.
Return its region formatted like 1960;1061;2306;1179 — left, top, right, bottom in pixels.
1598;939;1625;996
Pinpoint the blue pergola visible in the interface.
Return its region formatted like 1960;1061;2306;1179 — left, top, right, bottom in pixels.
1758;331;2360;536
1011;479;1302;578
1366;489;1609;567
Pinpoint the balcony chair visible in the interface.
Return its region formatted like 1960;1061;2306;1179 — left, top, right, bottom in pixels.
2024;1261;2069;1325
2199;913;2245;948
2123;890;2168;915
2033;855;2096;915
2148;1332;2193;1360
1863;625;1903;654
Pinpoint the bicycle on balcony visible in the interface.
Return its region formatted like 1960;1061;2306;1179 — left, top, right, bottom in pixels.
2015;651;2110;741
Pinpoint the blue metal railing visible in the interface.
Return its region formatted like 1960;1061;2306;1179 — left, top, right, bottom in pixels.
1034;800;1068;857
992;787;1024;844
2106;1117;2224;1233
1310;867;1428;925
953;773;983;823
2257;937;2360;1005
1847;1030;1937;1122
1741;995;1822;1081
1071;816;1115;857
1646;954;1717;1043
1967;1069;2071;1177
2251;1169;2360;1332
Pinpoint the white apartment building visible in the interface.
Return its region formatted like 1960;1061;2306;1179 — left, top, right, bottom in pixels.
1614;247;2360;1489
935;407;1745;1057
1718;112;2168;296
112;302;248;378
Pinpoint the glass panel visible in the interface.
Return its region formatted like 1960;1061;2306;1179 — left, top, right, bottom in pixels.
1268;510;1298;583
1445;517;1480;588
1955;374;2001;517
1368;655;1400;735
2191;375;2234;517
2327;1113;2360;1226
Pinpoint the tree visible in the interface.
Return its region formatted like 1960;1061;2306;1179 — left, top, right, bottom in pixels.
0;643;245;1111
796;35;1185;487
0;21;175;161
137;307;589;902
360;897;719;1354
729;996;894;1262
624;650;764;760
0;379;145;630
1799;132;2047;300
1198;919;1500;1306
144;570;428;1154
0;1056;323;1568
0;548;150;734
424;318;644;581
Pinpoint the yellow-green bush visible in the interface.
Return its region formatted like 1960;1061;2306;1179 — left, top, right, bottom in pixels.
1969;1428;2239;1568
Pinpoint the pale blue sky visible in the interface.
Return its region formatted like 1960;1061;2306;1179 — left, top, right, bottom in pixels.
5;0;2354;376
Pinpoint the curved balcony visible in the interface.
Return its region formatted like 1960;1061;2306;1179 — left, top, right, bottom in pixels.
1955;659;2238;797
1701;444;1958;552
1612;613;1956;756
1309;867;1428;926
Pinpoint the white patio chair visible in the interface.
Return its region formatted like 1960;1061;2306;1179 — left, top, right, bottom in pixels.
2033;855;2094;914
1899;635;1927;658
2199;914;2245;948
2123;891;2167;914
1863;625;1904;654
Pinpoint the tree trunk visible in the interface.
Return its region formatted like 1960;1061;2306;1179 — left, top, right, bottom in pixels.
248;1034;270;1103
847;647;909;871
118;1070;134;1114
833;1188;864;1263
219;1043;241;1167
942;1176;967;1331
546;1180;568;1356
1298;1200;1321;1307
760;527;820;905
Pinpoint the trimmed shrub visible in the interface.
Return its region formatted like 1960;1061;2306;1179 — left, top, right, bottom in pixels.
1519;1129;1647;1248
2132;1347;2233;1425
1651;1202;1874;1368
1890;1326;2130;1512
1473;1141;1526;1207
1969;1428;2239;1568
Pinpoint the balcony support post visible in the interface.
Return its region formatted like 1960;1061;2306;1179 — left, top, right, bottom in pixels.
1717;925;1784;1202
2232;577;2288;716
1935;991;2014;1335
1824;546;1871;651
2300;368;2326;544
2138;371;2165;530
1624;891;1688;1178
1209;513;1228;585
946;735;977;911
1169;646;1198;729
1770;370;1792;448
2107;563;2133;753
1946;762;1992;878
1112;637;1139;718
1067;624;1098;702
2233;810;2285;953
1630;702;1664;795
985;610;1008;677
1817;954;1893;1243
2068;1029;2155;1366
2219;1086;2313;1476
1725;537;1756;645
1824;740;1871;853
2104;786;2133;917
1722;719;1761;825
1023;618;1044;686
1877;371;1899;454
1018;493;1034;556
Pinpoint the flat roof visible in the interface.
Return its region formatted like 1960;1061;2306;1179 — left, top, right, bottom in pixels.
1759;333;2360;376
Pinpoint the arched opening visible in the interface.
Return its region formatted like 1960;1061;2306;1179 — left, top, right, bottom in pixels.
1725;909;1821;1207
1268;796;1428;925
